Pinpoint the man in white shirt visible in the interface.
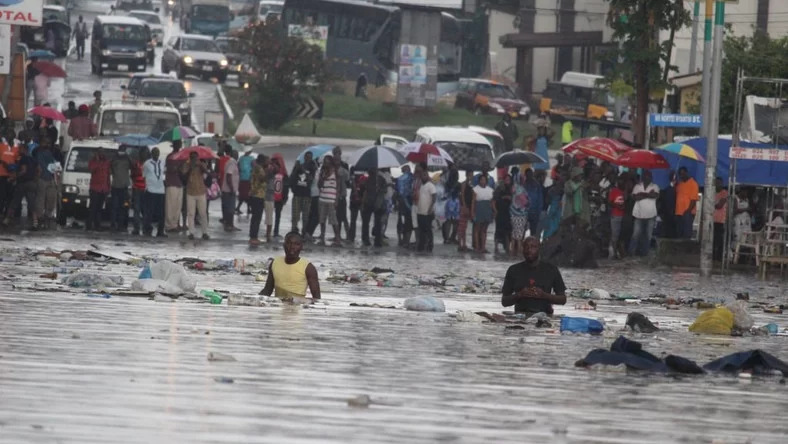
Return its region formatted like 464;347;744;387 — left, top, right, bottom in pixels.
416;170;437;252
629;170;660;256
221;149;240;232
142;147;167;237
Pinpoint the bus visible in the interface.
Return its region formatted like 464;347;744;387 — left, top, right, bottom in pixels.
281;0;462;101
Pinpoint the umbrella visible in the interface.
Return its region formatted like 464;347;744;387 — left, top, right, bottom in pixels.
115;134;159;146
31;60;66;78
297;144;335;163
562;137;629;163
28;49;56;60
159;126;198;142
28;106;66;122
399;142;454;164
612;150;670;170
656;143;706;163
495;150;546;168
349;145;407;171
170;146;219;161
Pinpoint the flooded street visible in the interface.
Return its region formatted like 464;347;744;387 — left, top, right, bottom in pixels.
1;237;788;443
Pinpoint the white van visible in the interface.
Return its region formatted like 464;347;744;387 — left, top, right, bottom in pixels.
559;71;605;89
378;127;495;181
96;98;181;139
59;140;121;224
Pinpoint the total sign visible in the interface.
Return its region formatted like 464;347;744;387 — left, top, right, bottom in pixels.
0;0;43;26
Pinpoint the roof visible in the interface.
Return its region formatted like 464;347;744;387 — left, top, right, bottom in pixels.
99;99;179;112
128;9;158;16
139;77;184;84
95;15;147;26
68;140;121;150
465;126;503;139
670;72;702;88
43;5;66;11
416;127;493;147
179;34;215;41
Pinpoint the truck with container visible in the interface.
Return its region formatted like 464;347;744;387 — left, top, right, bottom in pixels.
180;0;231;36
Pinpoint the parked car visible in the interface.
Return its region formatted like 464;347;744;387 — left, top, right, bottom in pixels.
133;78;195;126
454;78;530;120
161;34;229;82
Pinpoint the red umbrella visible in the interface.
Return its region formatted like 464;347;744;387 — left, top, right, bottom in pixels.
28;106;67;122
31;60;67;78
613;150;670;169
170;146;219;161
562;137;632;162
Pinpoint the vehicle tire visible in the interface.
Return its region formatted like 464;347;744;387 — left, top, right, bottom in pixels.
176;63;185;80
473;106;482;116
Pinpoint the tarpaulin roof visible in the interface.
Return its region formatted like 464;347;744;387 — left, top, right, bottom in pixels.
651;138;788;189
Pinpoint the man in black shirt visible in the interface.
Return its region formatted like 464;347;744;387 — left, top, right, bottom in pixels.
502;236;567;315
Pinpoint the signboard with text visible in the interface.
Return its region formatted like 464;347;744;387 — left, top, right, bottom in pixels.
730;147;788;162
0;24;10;75
0;0;44;26
648;113;702;128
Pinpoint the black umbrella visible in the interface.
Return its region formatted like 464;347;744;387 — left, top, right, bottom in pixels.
349;145;407;171
495;150;546;168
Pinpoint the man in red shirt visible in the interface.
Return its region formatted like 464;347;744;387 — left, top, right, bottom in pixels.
130;149;148;235
67;105;97;140
216;140;230;224
608;176;626;259
87;148;112;231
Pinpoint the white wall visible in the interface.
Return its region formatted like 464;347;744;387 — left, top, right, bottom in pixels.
532;0;558;91
487;9;518;81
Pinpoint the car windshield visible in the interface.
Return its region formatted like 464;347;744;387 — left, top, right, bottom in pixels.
182;38;220;52
434;142;494;170
66;147;117;172
102;24;147;40
477;83;518;100
139;81;187;99
258;3;282;17
479;134;505;156
193;5;230;20
129;13;161;24
214;38;236;53
99;110;180;137
43;8;68;22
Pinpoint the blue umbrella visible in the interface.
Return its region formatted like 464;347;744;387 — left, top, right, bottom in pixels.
29;49;57;60
297;144;335;163
116;134;159;146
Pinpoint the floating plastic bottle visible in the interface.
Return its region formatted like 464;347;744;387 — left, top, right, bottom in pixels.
201;290;223;305
560;316;604;335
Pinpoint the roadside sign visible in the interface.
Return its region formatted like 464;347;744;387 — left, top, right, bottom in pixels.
0;0;44;26
204;110;225;136
0;24;10;75
648;113;702;128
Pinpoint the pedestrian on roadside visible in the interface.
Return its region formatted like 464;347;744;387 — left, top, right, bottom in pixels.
629;170;659;257
34;139;58;229
416;169;437;252
164;139;184;232
712;177;728;261
89;90;102;121
67;104;96;140
0;131;20;216
396;165;414;246
675;166;699;239
443;185;459;244
73;15;89;60
347;169;365;243
142;147;166;237
493;175;512;255
608;176;626;258
271;153;288;238
221;148;240;232
130;147;148;235
236;150;254;215
263;155;278;242
2;143;36;227
64;101;78;120
495;114;519;152
524;168;543;238
110;145;132;231
317;155;340;246
87;147;111;231
289;153;315;235
334;150;350;240
457;169;473;252
305;157;321;240
248;154;268;246
361;169;385;247
472;175;494;254
180;151;210;240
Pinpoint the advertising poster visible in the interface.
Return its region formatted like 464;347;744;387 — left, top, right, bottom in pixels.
0;24;10;75
288;24;329;56
398;44;426;86
0;0;43;26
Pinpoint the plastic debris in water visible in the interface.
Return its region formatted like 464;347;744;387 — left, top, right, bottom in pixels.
86;294;111;299
207;352;236;362
214;377;234;384
347;394;371;408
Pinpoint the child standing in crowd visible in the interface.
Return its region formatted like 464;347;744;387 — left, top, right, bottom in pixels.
442;186;459;244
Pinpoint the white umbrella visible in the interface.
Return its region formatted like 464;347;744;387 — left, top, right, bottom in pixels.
349;145;407;171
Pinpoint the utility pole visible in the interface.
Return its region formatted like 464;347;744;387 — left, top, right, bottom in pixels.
688;1;700;73
700;0;725;279
700;0;713;138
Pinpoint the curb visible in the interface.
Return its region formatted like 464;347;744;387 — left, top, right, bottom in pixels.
215;84;234;121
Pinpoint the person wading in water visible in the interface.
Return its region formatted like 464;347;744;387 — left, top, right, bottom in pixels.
259;232;322;301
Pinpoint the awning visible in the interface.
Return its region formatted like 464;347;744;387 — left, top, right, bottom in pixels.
499;31;605;48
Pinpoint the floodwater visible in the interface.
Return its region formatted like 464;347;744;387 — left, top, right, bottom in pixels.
1;237;788;443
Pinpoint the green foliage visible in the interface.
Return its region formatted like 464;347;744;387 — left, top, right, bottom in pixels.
231;18;330;129
601;0;692;94
610;79;634;99
720;31;788;133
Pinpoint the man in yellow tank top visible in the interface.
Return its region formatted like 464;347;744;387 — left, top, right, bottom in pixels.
259;232;322;301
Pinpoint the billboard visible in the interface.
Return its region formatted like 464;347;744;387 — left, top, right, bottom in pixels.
377;0;462;9
0;0;44;26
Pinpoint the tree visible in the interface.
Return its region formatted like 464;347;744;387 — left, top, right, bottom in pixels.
232;18;329;130
720;31;788;133
603;0;691;146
